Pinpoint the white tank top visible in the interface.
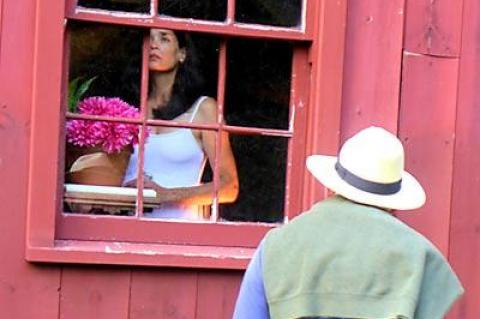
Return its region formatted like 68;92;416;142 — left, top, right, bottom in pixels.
123;96;207;219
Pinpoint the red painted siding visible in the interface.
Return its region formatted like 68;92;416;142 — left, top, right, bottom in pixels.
397;53;458;255
404;0;463;57
196;272;241;319
129;269;198;318
59;268;131;318
303;0;347;207
448;0;480;317
0;0;60;318
0;0;478;318
340;0;405;140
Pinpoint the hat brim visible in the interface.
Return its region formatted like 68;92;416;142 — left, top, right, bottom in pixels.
306;155;426;210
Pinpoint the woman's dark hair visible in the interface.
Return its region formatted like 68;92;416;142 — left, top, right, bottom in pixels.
151;31;206;120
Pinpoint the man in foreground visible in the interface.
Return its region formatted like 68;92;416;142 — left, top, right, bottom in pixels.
233;126;463;319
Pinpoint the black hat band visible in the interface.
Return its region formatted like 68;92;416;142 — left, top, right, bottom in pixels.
335;161;402;195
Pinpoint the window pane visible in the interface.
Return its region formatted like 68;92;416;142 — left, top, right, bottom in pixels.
146;30;219;121
78;0;150;13
235;0;302;27
225;38;293;130
220;135;287;223
68;22;143;113
124;126;216;221
63;121;141;217
158;0;226;21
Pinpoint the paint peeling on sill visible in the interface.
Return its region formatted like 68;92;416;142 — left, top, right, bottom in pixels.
26;240;255;269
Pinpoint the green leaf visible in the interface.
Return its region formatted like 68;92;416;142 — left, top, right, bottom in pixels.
68;77;81;113
77;76;97;100
67;76;97;113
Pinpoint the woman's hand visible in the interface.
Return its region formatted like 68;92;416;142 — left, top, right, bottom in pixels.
123;177;178;204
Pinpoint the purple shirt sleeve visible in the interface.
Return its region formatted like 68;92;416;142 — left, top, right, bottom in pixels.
233;240;270;319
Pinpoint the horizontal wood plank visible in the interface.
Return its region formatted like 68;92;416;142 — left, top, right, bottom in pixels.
27;240;255;269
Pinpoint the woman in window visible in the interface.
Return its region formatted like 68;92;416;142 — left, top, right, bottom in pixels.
123;29;239;220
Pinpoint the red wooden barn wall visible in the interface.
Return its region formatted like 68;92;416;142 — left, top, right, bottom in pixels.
0;0;478;318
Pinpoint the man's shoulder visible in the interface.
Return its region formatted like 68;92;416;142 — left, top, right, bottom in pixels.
265;195;431;250
263;198;335;243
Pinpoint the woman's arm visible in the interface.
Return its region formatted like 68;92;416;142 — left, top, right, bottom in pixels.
127;97;239;206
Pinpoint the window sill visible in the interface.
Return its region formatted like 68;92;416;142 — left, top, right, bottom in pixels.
26;240;255;270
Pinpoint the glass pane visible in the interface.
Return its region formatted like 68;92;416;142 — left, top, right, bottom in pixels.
235;0;302;27
220;135;288;223
122;126;215;220
146;29;219;120
68;22;143;114
63;121;141;216
158;0;226;21
225;38;293;130
78;0;150;13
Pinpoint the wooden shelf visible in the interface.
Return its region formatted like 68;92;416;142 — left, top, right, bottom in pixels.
63;183;158;208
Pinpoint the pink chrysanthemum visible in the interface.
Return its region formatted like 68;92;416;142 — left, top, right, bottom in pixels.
66;97;146;154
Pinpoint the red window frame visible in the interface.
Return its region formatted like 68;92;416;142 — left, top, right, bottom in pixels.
26;0;346;269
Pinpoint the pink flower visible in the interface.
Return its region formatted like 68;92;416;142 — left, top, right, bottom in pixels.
66;97;146;154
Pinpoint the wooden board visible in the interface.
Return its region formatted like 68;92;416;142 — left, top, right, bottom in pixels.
64;183;158;208
0;0;61;318
302;0;347;208
129;269;198;319
196;271;242;319
447;0;480;317
0;0;3;59
397;52;458;255
340;0;405;140
404;0;463;57
59;267;131;319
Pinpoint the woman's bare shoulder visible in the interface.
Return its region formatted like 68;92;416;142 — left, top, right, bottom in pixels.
195;96;217;124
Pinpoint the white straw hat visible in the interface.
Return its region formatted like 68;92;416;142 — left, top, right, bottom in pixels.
306;126;426;210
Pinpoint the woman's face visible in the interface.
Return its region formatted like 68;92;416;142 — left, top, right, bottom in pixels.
149;29;186;72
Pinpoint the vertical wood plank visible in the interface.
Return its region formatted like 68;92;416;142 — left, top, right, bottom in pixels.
26;0;66;246
340;0;405;140
448;0;480;317
59;267;131;319
396;53;458;255
303;0;347;208
287;47;310;219
404;0;464;57
0;0;61;318
196;271;242;319
130;269;198;319
0;0;3;59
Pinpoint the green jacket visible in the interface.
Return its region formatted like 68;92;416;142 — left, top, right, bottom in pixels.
263;196;463;319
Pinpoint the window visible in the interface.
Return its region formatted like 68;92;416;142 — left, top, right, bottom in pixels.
26;0;346;268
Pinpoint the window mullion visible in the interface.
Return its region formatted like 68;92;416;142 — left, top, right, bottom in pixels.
65;113;144;124
59;28;72;195
227;0;235;24
65;0;76;16
222;125;293;137
66;13;309;41
134;34;151;217
151;0;158;17
211;40;228;221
